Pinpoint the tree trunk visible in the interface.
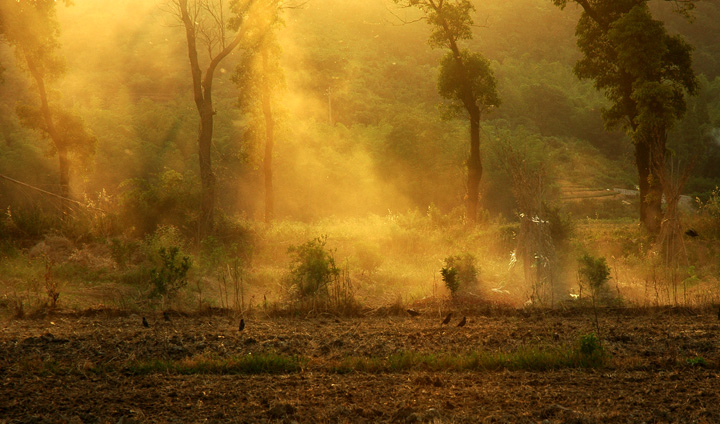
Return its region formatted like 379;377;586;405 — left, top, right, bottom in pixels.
466;107;482;223
261;48;275;223
198;105;215;237
179;0;247;239
26;53;70;212
57;144;70;201
635;139;662;234
441;29;484;224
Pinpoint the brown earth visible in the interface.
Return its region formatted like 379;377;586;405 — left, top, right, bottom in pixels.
1;307;720;423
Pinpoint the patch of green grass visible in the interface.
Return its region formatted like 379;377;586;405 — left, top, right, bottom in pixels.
128;353;307;375
331;338;607;373
684;357;707;368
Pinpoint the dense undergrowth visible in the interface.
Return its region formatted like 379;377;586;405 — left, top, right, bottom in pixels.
1;188;719;320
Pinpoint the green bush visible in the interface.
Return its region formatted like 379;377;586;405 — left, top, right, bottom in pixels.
441;253;479;296
577;333;605;367
578;253;611;300
285;235;339;298
3;206;60;239
149;246;191;303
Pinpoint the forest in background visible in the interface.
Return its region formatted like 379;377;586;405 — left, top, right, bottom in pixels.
1;0;720;313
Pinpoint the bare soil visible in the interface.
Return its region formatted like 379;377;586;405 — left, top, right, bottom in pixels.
2;307;719;423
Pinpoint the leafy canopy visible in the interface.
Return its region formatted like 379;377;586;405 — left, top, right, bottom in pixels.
438;50;500;116
570;1;697;136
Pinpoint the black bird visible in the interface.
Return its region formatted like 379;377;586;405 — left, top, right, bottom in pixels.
685;229;699;238
457;316;466;327
163;311;170;322
142;316;149;328
442;312;453;325
239;318;245;332
406;309;421;317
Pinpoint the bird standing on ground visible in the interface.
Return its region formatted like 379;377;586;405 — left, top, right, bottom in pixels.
685;229;699;237
142;317;149;328
163;311;170;322
457;316;466;327
406;309;421;317
442;312;452;325
239;318;245;332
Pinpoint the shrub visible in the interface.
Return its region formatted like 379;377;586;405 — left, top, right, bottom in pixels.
3;206;60;240
285;235;339;298
441;253;479;296
577;333;605;367
149;246;191;305
578;253;611;300
110;237;143;270
211;213;254;262
119;170;200;237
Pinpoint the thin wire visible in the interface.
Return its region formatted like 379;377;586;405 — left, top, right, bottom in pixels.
0;173;107;214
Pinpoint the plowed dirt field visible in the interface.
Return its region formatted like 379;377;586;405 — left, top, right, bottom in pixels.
2;308;719;423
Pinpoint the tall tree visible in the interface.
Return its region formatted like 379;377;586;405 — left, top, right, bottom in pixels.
0;0;95;210
393;0;499;223
231;1;284;223
233;24;283;223
552;0;697;233
172;0;262;238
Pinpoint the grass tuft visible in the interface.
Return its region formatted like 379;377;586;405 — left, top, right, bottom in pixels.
128;353;307;375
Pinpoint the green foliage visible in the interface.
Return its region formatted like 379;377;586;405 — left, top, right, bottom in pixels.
578;333;605;367
110;237;142;270
438;50;500;116
149;246;191;303
394;0;475;49
2;206;60;239
129;353;306;375
119;170;200;237
285;235;339;298
578;254;610;289
441;253;479;295
333;337;606;373
440;264;459;294
684;356;707;368
578;253;611;295
15;104;97;167
567;1;697;145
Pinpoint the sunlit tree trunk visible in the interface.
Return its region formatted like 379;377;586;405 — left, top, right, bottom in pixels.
466;108;482;222
442;23;483;224
178;0;244;239
635;139;663;234
26;54;70;211
261;48;275;223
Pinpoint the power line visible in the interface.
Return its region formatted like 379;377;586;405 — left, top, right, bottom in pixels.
0;173;107;214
